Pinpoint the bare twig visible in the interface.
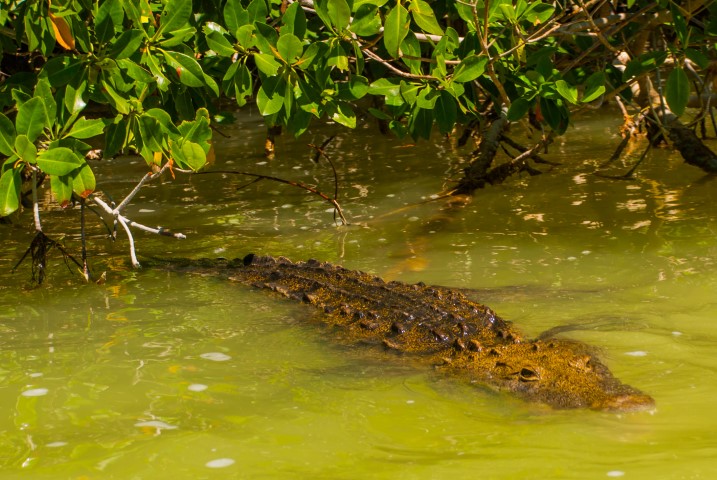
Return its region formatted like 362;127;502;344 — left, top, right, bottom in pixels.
91;162;187;268
115;161;172;212
361;48;436;81
199;170;348;226
501;135;559;165
308;135;339;197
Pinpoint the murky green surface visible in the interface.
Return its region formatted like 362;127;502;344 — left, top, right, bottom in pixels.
1;111;717;479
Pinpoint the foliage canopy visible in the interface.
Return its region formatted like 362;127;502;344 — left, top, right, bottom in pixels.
0;0;716;275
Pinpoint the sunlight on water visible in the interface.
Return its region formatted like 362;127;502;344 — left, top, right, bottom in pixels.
1;110;716;479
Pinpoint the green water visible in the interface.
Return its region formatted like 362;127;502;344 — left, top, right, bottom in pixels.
1;111;717;479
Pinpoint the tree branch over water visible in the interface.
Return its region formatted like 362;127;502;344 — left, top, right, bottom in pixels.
199;170;348;226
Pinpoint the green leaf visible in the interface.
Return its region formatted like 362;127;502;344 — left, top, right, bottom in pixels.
163;51;205;88
202;72;221;97
118;59;154;84
138;115;164;152
276;33;303;64
280;1;307;39
96;0;124;43
14;135;37;164
384;4;410;59
669;1;687;44
121;0;149;29
498;3;517;23
286;108;312;136
368;77;401;98
49;137;92;156
12;89;32;110
350;4;381;36
100;80;130;114
368;107;392;121
350;38;365;75
66;117;105;139
313;0;333;30
0;113;16;156
348;75;369;99
254;52;281;76
40;55;84;87
163;51;220;96
142;51;170;91
295;42;327;70
36;147;83;176
685;48;709;70
330;102;356;128
400;81;420;105
235;24;255;48
235;66;254;106
34;78;56;125
416;86;438;109
224;0;249;35
173;140;206;171
555;79;578;104
144;108;181;137
582;72;605;103
104;117;127;158
156;0;192;38
401;32;422;75
72;162;96;198
539;97;568;133
158;26;197;47
408;106;433;140
16;97;49;142
257;77;285;115
253;22;278;54
434;90;457;134
523;2;554;23
0;167;21;216
64;81;88;116
247;0;268;23
327;0;351;31
327;41;349;71
109;29;145;60
50;174;73;207
178;108;212;145
507;97;533;121
409;0;444;35
666;67;689;116
452;55;487;83
205;29;236;57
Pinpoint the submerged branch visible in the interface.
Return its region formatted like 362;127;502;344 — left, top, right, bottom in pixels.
199;170;348;226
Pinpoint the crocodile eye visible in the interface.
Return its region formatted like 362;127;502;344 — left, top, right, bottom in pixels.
518;367;540;382
569;355;593;371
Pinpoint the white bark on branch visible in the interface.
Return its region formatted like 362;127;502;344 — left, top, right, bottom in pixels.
91;162;187;268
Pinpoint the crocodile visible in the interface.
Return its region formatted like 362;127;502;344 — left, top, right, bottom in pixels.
157;254;655;412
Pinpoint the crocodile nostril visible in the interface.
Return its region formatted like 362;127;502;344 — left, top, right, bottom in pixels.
518;367;540;382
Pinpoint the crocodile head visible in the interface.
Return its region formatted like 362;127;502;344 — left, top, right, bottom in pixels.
458;339;655;411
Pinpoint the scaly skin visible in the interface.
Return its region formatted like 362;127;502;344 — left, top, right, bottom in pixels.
158;254;655;411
